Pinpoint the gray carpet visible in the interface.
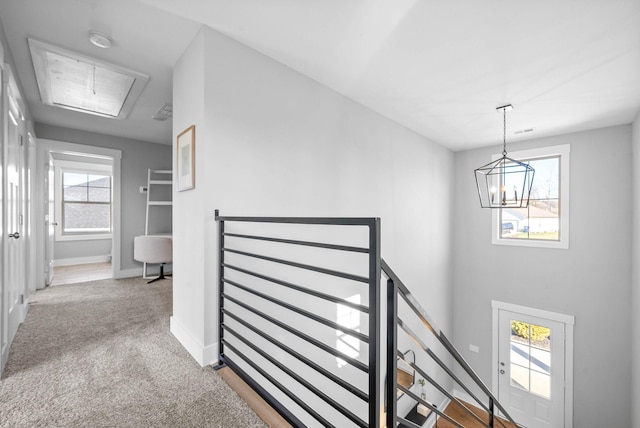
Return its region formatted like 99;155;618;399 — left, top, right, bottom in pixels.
0;277;267;428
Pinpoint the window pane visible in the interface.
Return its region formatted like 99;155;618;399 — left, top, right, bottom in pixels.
63;172;89;186
500;155;560;241
64;185;87;202
89;187;111;202
64;203;111;233
511;363;529;391
530;157;559;200
88;175;111;188
509;319;552;398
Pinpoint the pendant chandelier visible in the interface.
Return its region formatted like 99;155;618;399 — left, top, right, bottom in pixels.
474;105;535;209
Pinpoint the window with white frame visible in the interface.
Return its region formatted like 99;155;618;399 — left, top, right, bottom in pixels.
55;160;113;241
492;144;570;249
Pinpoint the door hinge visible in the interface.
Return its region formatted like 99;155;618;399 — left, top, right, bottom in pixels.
19;294;24;304
20;135;24;146
19;213;23;225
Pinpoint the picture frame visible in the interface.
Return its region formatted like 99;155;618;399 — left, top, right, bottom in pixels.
176;125;195;191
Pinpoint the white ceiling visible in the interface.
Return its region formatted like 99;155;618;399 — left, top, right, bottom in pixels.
0;0;201;145
1;0;639;151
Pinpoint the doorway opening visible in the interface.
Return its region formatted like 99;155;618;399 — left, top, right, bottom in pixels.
37;139;122;289
48;154;114;286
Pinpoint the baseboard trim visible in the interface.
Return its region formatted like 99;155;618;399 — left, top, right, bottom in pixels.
53;255;111;267
425;396;452;428
170;316;218;367
453;387;477;406
114;267;143;279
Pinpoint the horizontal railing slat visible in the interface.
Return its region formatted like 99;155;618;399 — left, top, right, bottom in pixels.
223;232;369;254
223;293;369;373
223;247;369;283
215;212;376;226
224;277;369;343
224;326;368;428
219;356;308;427
222;341;334;428
223;262;369;313
224;309;369;402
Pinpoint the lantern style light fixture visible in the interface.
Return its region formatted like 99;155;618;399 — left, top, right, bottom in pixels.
474;105;535;209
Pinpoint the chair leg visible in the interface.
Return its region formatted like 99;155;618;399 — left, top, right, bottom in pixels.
147;263;166;284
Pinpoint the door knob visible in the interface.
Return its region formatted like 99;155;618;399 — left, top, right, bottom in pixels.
500;369;505;374
9;232;20;239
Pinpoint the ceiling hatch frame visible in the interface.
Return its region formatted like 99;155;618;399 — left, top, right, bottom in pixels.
28;38;149;120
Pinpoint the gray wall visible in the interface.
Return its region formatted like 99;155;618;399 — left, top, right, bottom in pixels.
54;240;111;262
453;125;632;427
34;123;172;272
632;113;640;428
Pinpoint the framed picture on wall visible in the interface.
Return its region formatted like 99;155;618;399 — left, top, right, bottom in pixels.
177;125;195;191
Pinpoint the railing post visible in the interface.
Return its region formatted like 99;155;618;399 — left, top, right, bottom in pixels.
216;209;225;362
489;397;495;427
385;278;397;428
369;219;381;428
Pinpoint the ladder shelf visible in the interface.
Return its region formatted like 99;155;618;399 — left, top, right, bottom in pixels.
143;169;172;278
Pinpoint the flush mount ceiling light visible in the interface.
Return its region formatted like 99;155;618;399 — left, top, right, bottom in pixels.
28;38;149;119
89;31;112;49
474;105;535;209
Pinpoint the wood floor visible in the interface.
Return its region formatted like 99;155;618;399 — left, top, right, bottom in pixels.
217;366;292;428
436;398;519;428
217;365;518;428
50;262;112;286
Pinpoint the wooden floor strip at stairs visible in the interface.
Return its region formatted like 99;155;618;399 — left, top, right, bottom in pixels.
217;366;292;428
437;398;519;428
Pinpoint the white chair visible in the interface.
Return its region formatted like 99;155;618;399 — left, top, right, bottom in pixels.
134;235;172;283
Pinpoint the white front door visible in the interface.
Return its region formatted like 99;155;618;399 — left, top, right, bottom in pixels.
3;83;25;356
497;307;567;428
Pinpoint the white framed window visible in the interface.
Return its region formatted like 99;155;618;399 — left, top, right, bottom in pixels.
54;160;113;241
492;144;570;249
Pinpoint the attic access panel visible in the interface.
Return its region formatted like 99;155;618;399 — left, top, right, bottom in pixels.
28;38;149;119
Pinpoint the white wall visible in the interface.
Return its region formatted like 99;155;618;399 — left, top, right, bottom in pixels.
454;125;632;428
632;112;640;428
172;25;455;383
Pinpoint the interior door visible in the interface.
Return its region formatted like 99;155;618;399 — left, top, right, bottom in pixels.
44;154;55;285
498;309;565;428
4;85;25;350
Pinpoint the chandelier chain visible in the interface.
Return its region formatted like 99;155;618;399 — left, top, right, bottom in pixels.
502;107;507;156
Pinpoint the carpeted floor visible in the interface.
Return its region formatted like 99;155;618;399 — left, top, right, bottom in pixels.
0;277;267;428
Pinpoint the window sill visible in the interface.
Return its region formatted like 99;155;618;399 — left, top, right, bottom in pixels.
492;236;568;249
56;234;112;242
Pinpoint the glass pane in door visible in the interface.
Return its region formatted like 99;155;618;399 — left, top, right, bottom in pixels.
510;320;552;399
